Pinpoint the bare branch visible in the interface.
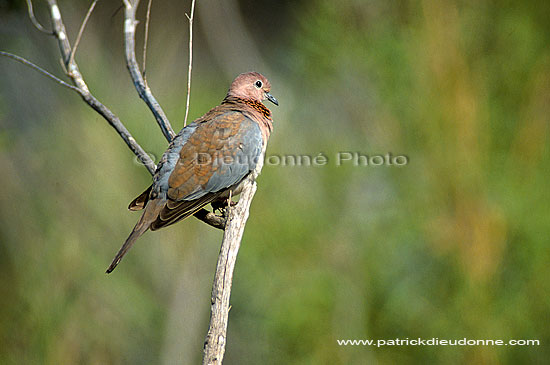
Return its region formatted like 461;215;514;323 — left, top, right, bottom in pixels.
80;93;157;174
44;0;157;174
183;0;196;126
47;0;87;89
25;0;53;34
0;51;82;94
142;0;153;81
203;178;258;364
123;0;176;142
68;0;98;68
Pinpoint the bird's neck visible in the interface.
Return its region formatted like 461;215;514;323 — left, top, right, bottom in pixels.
223;96;272;120
222;96;273;136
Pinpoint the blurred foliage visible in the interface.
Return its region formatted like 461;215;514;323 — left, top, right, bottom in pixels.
1;0;549;364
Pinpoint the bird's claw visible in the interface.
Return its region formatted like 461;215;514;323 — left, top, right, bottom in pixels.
212;199;237;215
215;206;229;219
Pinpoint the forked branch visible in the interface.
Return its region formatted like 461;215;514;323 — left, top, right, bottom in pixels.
47;0;156;173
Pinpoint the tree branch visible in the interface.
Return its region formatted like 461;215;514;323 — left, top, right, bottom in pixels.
0;51;82;94
45;0;157;174
203;178;258;364
123;0;176;142
0;52;145;170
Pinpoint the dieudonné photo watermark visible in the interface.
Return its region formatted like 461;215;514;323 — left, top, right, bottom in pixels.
135;151;409;167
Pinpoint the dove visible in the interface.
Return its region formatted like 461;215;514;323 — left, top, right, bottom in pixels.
106;72;277;273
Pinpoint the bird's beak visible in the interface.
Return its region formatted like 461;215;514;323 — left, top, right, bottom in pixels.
265;92;279;106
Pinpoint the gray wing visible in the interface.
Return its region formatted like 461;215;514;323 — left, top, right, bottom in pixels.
149;112;263;229
199;118;262;196
139;114;264;202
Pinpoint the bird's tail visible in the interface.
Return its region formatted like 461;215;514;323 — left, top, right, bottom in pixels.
106;199;163;274
106;222;148;273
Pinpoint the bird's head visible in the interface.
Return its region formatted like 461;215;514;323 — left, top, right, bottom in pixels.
227;72;278;106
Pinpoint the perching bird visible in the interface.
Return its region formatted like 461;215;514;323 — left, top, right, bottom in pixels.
106;72;277;273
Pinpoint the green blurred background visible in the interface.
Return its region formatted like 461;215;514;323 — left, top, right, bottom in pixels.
1;0;549;363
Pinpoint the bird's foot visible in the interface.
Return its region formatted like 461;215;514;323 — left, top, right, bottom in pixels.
211;198;237;214
215;206;230;220
193;208;226;230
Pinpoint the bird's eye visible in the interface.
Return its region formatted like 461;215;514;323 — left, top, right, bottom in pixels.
255;80;263;88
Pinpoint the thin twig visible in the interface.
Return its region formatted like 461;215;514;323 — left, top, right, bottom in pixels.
0;51;82;94
183;0;196;126
142;0;153;82
203;178;258;364
25;0;53;34
123;0;176;142
68;0;98;68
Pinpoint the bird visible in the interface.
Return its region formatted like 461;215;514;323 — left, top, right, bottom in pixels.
106;72;278;273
